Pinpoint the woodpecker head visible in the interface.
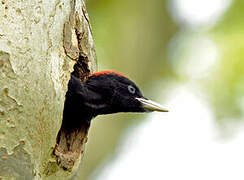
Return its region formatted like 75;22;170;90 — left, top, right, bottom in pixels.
66;71;168;119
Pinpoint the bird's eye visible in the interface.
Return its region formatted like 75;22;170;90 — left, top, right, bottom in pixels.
128;85;136;94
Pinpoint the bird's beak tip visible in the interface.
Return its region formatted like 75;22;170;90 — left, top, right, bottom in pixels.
135;97;168;112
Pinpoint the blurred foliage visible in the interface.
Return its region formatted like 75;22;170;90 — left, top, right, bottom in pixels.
210;0;244;124
87;0;177;83
77;0;244;179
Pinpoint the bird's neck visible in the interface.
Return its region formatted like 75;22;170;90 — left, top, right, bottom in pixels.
62;93;96;130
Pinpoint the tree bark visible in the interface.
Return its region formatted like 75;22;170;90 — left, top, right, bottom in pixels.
0;0;96;179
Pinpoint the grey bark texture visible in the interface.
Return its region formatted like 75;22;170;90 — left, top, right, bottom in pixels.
0;0;97;179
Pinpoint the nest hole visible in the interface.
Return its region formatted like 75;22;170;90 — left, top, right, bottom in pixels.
54;55;91;171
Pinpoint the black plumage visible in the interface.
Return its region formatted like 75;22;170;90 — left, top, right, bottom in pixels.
62;72;168;130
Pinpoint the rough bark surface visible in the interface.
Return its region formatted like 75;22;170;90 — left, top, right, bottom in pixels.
0;0;96;179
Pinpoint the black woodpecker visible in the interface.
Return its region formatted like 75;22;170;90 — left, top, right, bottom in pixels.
62;70;168;129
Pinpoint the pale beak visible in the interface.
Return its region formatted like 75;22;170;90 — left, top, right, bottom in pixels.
136;98;169;112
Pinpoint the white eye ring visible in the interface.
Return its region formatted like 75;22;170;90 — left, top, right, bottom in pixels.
128;85;136;94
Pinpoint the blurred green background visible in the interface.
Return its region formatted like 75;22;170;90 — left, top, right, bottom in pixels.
76;0;244;179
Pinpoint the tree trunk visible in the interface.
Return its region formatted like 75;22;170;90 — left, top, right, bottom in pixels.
0;0;96;179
